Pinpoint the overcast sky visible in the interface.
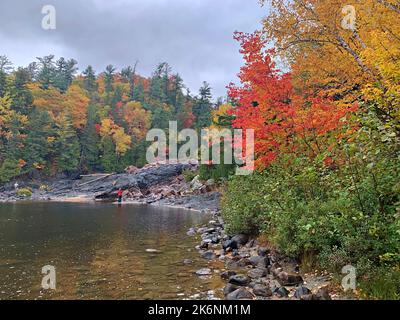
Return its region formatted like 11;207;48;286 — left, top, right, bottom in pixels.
0;0;267;98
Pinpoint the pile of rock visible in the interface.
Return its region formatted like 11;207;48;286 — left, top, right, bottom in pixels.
191;218;333;301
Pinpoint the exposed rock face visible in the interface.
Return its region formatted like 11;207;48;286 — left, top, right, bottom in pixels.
89;163;193;199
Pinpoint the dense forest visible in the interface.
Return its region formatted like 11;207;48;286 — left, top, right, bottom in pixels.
0;56;215;182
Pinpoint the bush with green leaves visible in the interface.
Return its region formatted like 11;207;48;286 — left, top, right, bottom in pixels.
0;158;21;184
182;168;198;182
17;187;32;197
222;111;400;298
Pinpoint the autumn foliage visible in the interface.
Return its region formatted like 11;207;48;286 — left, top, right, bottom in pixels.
228;32;357;168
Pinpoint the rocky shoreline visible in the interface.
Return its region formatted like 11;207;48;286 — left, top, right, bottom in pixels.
0;162;341;300
189;216;340;300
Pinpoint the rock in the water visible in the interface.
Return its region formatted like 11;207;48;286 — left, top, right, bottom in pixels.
195;268;212;276
228;274;251;286
253;284;272;297
223;283;240;296
275;286;289;298
182;259;193;265
145;248;161;253
221;270;237;280
247;268;268;279
294;285;311;299
226;287;254;300
201;250;217;260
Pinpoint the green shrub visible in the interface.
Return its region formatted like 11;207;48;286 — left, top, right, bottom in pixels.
17;188;32;197
359;266;400;300
182;168;198;182
221;112;400;299
0;158;21;184
199;163;235;181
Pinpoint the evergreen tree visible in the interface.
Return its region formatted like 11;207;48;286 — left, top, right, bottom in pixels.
150;62;169;103
82;104;101;172
0;55;12;98
133;78;145;104
0;71;7;98
25;108;53;173
36;55;56;89
100;135;117;172
83;65;98;93
55;113;80;173
11;67;33;115
193;81;212;129
104;65;116;94
54;58;78;92
121;62;138;100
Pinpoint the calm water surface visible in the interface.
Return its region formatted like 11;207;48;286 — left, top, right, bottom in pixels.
0;202;223;300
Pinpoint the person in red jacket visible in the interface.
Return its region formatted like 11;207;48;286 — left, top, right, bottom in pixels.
117;188;123;203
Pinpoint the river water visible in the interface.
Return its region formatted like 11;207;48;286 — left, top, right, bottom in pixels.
0;202;224;300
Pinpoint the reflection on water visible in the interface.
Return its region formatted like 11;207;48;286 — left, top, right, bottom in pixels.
0;202;223;300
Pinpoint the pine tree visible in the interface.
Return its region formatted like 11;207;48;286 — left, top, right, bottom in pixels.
55;113;80;173
133;79;145;104
25;108;53;173
100;135;117;172
83;66;98;93
11;67;33;115
0;55;12;98
82;104;101;171
193;81;212;129
36;55;56;90
104;65;116;94
54;58;78;93
121;62;138;100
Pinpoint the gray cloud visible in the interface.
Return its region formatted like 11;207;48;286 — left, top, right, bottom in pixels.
0;0;267;98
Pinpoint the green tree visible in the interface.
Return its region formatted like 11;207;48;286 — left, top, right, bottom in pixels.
0;158;21;183
54;57;78;93
83;65;98;93
24;108;53;173
82;104;101;171
100;135;117;172
55;113;80;173
121;62;138;100
11;67;33;115
36;55;56;90
193;81;212;129
104;65;116;94
0;55;12;98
